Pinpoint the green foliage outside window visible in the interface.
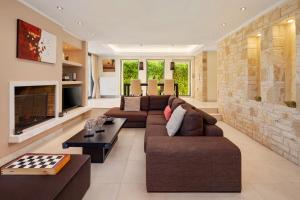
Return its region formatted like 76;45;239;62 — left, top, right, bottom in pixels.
123;60;138;84
174;62;189;96
147;60;164;82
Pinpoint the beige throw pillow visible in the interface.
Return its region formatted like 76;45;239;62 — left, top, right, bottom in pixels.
124;97;141;111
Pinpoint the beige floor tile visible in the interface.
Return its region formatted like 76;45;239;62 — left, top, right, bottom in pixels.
83;183;120;200
117;183;149;200
91;159;127;184
122;160;146;184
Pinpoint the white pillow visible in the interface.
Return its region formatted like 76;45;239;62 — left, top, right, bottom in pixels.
166;105;186;136
124;97;141;111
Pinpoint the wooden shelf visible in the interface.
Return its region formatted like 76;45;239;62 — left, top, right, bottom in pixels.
63;60;83;67
62;81;83;85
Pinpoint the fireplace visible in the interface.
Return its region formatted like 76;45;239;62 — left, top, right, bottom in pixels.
10;82;59;136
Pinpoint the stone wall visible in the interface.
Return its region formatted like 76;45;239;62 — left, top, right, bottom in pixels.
217;0;300;165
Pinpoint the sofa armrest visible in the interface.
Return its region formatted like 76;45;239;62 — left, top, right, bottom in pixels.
204;124;223;137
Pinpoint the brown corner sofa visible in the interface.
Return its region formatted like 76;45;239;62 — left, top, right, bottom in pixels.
105;95;241;192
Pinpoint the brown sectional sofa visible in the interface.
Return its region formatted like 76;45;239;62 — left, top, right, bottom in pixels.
105;95;241;192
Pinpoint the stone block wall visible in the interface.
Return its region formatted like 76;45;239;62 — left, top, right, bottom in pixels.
218;0;300;165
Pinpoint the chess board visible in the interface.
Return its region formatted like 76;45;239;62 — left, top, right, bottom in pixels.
1;153;70;175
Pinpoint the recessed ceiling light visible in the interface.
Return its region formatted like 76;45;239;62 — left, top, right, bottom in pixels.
76;21;82;26
222;23;227;27
240;7;246;11
287;19;295;24
257;33;262;37
56;6;63;10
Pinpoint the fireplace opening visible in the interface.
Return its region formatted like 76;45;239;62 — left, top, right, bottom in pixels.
14;85;55;135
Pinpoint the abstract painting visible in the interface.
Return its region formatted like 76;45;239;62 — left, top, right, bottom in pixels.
103;59;115;72
17;19;56;64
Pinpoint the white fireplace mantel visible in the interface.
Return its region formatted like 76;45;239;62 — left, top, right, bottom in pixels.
9;81;60;142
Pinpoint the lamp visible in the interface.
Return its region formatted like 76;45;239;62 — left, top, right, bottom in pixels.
139;61;144;70
170;61;175;70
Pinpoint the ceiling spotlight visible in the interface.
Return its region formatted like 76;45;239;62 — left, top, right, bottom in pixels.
56;6;63;10
287;19;295;24
222;23;227;27
257;33;262;37
76;21;82;26
240;7;246;11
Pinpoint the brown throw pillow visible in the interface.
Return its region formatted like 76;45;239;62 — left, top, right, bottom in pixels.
149;95;170;110
168;96;176;106
171;98;185;111
178;108;204;136
194;108;217;125
124;97;141;111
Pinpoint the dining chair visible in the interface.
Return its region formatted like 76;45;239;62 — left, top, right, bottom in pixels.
147;79;158;95
130;79;142;96
163;79;175;95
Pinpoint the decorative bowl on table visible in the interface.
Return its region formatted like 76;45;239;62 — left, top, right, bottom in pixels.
104;116;114;124
95;116;106;133
84;119;97;137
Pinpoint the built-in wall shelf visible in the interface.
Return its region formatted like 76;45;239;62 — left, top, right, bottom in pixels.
62;81;83;85
9;106;91;143
63;60;83;67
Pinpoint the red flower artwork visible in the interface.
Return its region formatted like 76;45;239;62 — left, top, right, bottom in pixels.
17;19;56;64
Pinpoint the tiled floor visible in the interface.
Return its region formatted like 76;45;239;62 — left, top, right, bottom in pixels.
31;120;300;200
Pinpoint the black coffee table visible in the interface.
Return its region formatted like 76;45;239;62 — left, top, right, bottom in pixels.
63;118;126;163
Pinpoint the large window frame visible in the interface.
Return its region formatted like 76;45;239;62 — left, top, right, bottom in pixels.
120;59;139;95
146;59;165;83
173;59;191;96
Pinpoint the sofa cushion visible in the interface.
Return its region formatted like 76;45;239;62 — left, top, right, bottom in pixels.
178;108;204;136
194;108;217;125
171;98;185;111
124;97;141;111
148;110;164;115
147;114;167;126
104;107;147;122
145;124;168;137
166;106;186;136
168;96;177;106
120;96;149;111
149;95;170;110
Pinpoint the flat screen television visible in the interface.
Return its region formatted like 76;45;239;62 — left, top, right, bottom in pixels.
63;86;82;111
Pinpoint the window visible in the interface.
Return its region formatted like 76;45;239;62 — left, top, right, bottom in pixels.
87;53;93;99
121;59;139;94
147;60;165;82
173;60;190;96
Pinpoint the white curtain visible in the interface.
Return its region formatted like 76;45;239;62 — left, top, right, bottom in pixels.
91;54;100;98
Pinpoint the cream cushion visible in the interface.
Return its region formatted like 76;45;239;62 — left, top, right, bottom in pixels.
124;97;141;111
166;105;186;136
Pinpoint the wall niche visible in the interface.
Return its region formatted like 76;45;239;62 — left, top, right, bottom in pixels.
247;35;261;101
271;19;296;107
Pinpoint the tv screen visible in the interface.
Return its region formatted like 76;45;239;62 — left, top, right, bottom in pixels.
63;86;82;111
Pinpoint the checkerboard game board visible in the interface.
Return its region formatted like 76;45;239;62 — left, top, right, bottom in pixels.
1;153;70;175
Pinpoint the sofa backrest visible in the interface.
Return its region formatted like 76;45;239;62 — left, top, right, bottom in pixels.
148;95;170;110
120;96;149;111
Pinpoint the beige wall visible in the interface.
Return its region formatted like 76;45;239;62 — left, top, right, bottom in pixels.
207;52;217;101
0;0;84;158
218;0;300;165
193;51;217;101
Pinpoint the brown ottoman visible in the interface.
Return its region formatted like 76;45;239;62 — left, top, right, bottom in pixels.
0;155;91;200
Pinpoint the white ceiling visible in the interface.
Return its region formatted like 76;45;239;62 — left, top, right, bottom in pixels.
21;0;284;56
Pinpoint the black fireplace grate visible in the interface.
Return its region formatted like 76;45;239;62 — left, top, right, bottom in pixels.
15;93;51;134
